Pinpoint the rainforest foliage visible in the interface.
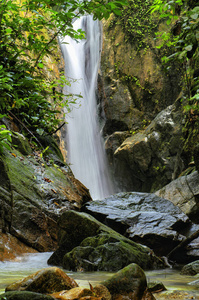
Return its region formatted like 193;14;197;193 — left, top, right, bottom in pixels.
0;0;127;148
151;0;199;152
0;0;198;153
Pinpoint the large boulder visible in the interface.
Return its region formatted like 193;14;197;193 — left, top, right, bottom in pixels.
101;263;147;300
5;267;78;294
0;135;92;255
155;171;199;224
48;210;165;271
105;103;184;192
85;192;199;262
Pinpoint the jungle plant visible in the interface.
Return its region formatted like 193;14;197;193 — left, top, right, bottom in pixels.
0;0;127;138
151;0;199;154
0;122;12;153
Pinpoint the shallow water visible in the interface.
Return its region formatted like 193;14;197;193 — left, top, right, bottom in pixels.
0;252;198;295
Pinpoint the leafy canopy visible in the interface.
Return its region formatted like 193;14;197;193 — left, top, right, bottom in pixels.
0;0;127;138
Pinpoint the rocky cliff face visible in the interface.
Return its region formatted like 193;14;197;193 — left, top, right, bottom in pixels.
99;9;185;192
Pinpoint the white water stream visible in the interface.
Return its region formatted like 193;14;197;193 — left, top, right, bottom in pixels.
61;15;113;200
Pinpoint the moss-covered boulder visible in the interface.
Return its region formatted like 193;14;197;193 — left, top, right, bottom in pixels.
48;210;165;271
101;263;147;299
0;134;92;255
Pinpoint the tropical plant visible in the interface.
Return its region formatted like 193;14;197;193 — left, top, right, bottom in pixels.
151;0;199;154
0;0;127;138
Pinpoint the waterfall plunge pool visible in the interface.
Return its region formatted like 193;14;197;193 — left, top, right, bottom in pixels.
0;252;198;295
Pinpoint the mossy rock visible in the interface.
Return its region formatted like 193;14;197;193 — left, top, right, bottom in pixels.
148;281;166;292
49;211;165;271
63;234;159;272
37;135;64;164
12;132;32;155
0;145;91;252
101;263;147;298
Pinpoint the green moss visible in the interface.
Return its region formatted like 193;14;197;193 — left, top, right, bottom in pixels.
114;0;159;51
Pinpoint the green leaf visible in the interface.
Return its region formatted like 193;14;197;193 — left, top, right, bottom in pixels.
6;28;12;34
38;63;44;68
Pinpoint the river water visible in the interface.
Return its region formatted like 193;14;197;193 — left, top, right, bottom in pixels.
0;252;198;295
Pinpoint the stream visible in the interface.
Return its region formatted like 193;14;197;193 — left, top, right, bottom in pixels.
0;252;198;295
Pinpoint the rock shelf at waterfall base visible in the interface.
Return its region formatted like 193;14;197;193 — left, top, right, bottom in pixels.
85;192;199;263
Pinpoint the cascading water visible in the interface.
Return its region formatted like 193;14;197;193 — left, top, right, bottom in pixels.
61;15;113;200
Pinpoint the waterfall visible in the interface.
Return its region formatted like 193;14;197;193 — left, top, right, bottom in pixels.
61;15;113;200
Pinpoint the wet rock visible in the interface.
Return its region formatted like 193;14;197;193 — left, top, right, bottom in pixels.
0;233;37;261
48;210;165;271
110;103;184;192
155;171;199;224
50;287;93;300
0;141;92;252
0;291;54;300
100;17;181;130
12;132;32;155
141;289;156;300
85;192;199;262
100;14;183;193
147;281;166;293
181;260;199;275
5;267;78;294
188;279;199;287
92;284;111;300
101;263;147;300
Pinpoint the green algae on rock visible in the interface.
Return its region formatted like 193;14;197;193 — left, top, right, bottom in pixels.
48;210;165;271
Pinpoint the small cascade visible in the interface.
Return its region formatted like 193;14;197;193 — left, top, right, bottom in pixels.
61;15;113;200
